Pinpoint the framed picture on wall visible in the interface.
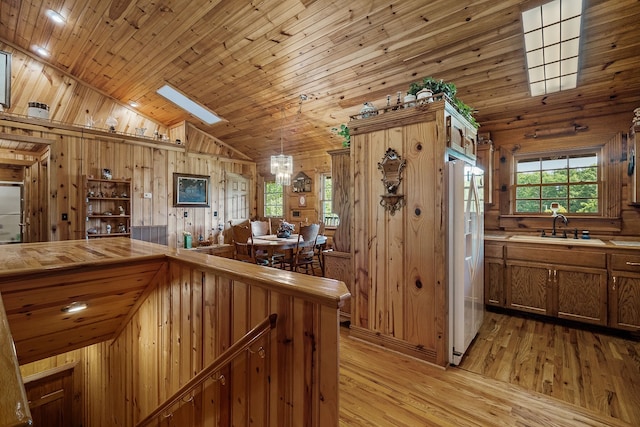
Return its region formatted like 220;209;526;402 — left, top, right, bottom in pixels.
0;50;11;108
173;173;210;207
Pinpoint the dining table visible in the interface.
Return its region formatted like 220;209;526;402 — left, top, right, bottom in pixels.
251;234;327;267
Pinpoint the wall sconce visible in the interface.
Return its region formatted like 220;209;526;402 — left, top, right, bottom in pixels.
378;148;407;215
524;124;588;138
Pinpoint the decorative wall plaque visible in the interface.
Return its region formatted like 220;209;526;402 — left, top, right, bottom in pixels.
378;148;406;215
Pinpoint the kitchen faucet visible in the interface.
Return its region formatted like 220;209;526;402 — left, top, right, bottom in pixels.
552;213;568;236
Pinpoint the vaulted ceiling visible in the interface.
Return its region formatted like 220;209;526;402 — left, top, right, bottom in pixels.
0;0;639;163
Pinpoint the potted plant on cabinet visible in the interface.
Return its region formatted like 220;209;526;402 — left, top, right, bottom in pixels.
331;124;351;147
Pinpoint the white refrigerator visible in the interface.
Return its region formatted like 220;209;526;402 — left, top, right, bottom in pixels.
447;159;484;366
0;184;23;243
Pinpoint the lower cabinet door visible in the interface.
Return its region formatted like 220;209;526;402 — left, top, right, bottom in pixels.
506;262;550;315
555;266;608;326
610;271;640;331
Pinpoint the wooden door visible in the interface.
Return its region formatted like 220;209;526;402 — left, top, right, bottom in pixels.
24;366;77;427
609;271;640;331
555;266;608;325
506;261;550;315
226;173;249;221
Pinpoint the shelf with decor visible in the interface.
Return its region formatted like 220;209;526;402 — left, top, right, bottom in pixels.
83;176;132;239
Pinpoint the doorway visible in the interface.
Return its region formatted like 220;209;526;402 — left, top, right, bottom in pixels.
226;173;250;222
23;363;79;426
0;182;22;243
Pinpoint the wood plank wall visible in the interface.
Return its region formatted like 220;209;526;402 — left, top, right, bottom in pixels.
20;255;342;427
482;111;640;237
0;118;256;246
0;46;257;246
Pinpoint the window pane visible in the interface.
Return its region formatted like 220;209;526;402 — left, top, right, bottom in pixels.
517;171;541;184
570;198;598;213
516;186;540;199
516;200;541;213
542;169;567;183
569;166;597;182
570;183;598;198
542;185;567;198
264;182;283;218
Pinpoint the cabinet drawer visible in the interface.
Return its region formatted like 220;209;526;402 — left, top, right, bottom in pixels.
485;242;504;258
610;253;640;271
506;246;606;268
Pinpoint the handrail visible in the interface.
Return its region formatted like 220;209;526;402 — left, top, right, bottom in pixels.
136;313;277;427
0;293;33;427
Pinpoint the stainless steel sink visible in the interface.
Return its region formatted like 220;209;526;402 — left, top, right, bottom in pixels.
509;235;606;246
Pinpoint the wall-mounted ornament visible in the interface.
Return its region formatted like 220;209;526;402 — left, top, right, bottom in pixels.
292;171;312;193
378;148;406;215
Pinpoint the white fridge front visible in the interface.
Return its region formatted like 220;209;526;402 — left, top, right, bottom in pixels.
448;160;484;365
0;184;23;243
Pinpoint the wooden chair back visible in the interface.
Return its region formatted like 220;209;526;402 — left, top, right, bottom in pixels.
251;220;270;237
296;223;320;257
230;223;255;263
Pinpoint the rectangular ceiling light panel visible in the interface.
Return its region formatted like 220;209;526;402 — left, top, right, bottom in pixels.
522;0;583;96
157;84;222;125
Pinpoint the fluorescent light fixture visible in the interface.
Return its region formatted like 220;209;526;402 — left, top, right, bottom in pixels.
45;9;66;25
61;301;88;313
32;45;50;57
522;0;583;96
129;101;139;108
156;84;221;125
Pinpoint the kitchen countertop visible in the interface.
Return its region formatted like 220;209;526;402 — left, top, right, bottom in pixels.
485;233;640;250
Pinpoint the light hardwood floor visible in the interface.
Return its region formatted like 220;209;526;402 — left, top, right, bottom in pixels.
339;312;639;426
459;311;640;425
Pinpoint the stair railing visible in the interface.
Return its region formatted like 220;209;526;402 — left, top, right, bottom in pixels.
136;313;277;427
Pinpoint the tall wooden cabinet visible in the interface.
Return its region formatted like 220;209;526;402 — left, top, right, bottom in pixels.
350;100;477;366
83;177;132;238
628;124;640;204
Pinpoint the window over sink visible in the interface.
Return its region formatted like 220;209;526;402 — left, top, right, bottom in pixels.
514;150;599;214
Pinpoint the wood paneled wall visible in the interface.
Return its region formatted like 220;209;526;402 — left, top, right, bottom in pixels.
0;117;256;245
482;110;640;238
0;46;257;246
19;254;344;427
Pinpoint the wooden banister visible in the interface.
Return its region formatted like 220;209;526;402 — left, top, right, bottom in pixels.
0;294;32;427
136;313;277;427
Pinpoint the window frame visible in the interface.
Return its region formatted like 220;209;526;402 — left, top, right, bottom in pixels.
513;148;601;216
320;173;338;225
264;181;284;218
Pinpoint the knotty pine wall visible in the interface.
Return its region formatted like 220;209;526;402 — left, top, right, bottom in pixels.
0;46;256;245
482;110;640;238
21;254;343;427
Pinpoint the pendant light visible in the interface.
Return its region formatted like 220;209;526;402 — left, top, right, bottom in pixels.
270;107;293;186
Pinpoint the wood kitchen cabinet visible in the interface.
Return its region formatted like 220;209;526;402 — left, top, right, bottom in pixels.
608;253;640;331
484;241;505;306
505;245;608;326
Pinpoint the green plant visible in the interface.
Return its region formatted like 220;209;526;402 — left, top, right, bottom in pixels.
406;77;478;128
331;123;351;147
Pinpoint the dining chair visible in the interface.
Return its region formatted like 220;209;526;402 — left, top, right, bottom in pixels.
276;222;320;275
250;220;270;237
230;222;268;266
313;222;327;276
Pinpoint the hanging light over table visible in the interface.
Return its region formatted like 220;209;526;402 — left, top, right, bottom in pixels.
271;107;293;185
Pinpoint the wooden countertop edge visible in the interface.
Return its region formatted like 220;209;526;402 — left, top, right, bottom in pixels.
169;250;351;309
0;240;350;310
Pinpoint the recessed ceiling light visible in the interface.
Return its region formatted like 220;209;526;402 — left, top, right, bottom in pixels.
32;45;50;57
61;301;88;313
156;84;222;125
45;9;66;25
522;0;583;96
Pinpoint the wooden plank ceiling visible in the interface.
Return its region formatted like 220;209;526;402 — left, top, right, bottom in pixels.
0;0;639;162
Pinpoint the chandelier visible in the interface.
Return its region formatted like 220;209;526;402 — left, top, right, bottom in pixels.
270;106;294;185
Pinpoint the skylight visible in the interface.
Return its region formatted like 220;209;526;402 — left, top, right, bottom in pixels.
156;84;222;125
522;0;583;96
